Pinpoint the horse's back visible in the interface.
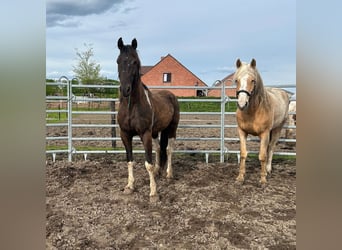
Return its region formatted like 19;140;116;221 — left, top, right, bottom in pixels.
151;90;179;110
266;87;290;127
152;89;175;99
150;89;180;134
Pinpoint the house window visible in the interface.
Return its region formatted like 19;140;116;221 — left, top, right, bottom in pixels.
163;73;171;83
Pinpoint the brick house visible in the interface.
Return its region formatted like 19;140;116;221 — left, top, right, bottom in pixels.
207;72;237;98
141;54;207;97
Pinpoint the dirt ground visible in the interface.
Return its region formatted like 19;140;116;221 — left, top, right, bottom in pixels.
46;113;296;249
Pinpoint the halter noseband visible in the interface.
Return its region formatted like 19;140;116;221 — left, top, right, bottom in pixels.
236;80;256;98
236;89;252;98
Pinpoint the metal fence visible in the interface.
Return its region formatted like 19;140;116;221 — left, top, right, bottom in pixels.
46;77;296;163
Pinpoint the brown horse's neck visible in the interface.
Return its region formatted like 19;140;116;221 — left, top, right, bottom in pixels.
130;78;146;103
120;77;149;109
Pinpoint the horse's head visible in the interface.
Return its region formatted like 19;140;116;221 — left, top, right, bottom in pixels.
234;58;258;110
117;37;141;97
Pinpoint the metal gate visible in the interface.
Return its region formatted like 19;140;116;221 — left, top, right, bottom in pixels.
46;77;296;163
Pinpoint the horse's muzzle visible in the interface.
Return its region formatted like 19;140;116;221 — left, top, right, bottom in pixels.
237;92;249;110
237;102;248;110
122;85;131;97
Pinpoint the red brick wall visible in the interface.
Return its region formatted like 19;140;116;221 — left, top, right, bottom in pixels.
207;76;237;97
207;86;237;97
141;55;207;97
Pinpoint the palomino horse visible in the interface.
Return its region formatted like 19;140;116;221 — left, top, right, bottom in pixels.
285;100;296;139
234;58;289;185
116;38;180;202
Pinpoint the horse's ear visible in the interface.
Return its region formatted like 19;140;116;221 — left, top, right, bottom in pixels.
132;38;137;49
118;37;124;50
236;59;242;68
250;58;256;68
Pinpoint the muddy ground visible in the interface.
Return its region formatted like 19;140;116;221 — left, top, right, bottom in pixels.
46;113;296;249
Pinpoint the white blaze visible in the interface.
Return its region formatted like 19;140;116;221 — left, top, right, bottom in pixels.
237;74;249;108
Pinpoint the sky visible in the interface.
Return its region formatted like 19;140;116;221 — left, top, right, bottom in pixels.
46;0;296;90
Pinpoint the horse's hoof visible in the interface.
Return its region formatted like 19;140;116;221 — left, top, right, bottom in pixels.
258;180;267;188
149;194;160;203
235;176;244;185
123;187;134;195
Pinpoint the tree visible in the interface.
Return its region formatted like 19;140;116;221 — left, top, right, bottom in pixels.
72;43;104;85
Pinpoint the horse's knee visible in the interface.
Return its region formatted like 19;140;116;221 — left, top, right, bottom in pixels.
258;153;267;163
240;151;248;160
145;161;159;175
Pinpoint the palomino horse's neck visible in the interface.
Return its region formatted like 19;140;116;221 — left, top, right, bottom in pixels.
247;77;269;113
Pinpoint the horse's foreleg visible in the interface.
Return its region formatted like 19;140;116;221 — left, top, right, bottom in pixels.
142;132;159;202
266;126;283;174
145;161;159;202
121;133;134;194
236;128;248;183
125;161;134;193
166;137;175;179
153;138;161;174
259;132;270;184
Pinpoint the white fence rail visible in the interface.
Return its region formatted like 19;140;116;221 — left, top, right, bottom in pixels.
46;77;296;163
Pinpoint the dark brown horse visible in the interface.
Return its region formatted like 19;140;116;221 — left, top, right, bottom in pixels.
234;58;289;185
116;37;180;202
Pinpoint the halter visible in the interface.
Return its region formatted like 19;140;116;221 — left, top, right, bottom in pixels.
236;89;252;97
236;80;256;98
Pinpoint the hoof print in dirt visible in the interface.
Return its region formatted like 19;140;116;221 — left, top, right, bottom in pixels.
234;179;244;186
123;187;134;195
166;177;174;184
149;195;160;203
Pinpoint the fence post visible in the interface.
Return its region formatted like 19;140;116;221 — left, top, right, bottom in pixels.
220;80;226;163
67;78;73;162
111;101;116;148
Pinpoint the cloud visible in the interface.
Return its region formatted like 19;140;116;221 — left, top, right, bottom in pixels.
46;0;126;27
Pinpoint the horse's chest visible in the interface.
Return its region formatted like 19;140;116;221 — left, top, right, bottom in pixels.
118;108;152;133
237;113;270;135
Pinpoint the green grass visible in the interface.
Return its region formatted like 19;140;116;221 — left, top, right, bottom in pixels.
243;153;296;160
46;98;238;123
46;145;68;150
46;112;68;122
179;97;237;112
46;145;124;151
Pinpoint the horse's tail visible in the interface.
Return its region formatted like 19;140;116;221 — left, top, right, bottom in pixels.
160;130;168;170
